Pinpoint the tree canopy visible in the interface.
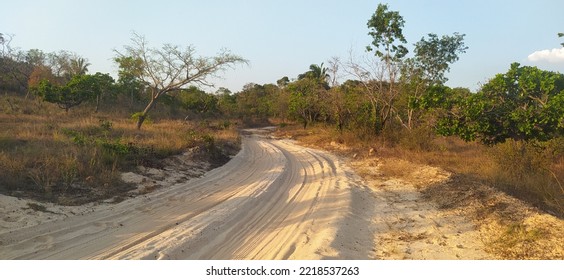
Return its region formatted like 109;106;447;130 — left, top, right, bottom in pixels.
436;63;564;144
366;3;408;62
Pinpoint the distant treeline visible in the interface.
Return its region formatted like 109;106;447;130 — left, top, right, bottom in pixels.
2;2;562;144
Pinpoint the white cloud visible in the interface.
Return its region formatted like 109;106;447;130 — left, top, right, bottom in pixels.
527;47;564;63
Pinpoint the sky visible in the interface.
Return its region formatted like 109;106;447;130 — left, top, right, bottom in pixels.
2;0;564;92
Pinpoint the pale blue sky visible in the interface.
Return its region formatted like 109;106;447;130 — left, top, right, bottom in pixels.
2;0;563;92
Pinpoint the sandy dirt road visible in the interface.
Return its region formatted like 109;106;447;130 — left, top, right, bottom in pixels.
0;129;372;259
1;128;497;260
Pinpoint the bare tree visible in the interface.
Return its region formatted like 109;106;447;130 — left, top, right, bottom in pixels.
115;33;248;129
327;56;342;87
344;48;398;134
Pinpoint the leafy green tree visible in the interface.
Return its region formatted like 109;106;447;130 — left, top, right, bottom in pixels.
287;77;328;128
178;86;218;115
399;33;467;129
91;72;116;112
437;63;564;144
366;3;408;62
412;33;467;85
276;76;290;88
327;80;373;134
114;56;146;105
235;83;276;120
33;74;104;112
559;32;564;47
217;88;237;117
298;63;330;88
364;3;408;132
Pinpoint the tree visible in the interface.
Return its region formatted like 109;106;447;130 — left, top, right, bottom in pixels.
364;3;408;132
345;52;386;134
178;86;218;115
288;77;328;128
33;74;103;112
366;3;408;63
559;33;564;47
298;63;330;88
114;33;247;129
217;88;237;117
412;33;467;85
42;51;91;82
69;57;91;76
114;56;146;105
398;32;467;129
437;63;564;144
276;76;290;88
0;34;33;94
91;72;116;112
235;83;277;120
28;65;57;89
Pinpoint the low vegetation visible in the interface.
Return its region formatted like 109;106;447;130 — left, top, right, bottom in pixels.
0;95;240;205
274;123;563;218
274;123;563;259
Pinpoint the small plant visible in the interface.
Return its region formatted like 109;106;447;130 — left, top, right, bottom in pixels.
220;120;232;129
61;128;87;145
130;112;152;124
202;133;216;151
99;119;113;132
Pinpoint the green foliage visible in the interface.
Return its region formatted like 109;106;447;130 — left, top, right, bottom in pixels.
218;91;238;117
328;80;374;135
437;63;564;144
114;56;146;103
366;3;408;61
178;86;219;115
287;77;328;128
99;119;113;132
33;74;105;112
236;83;277;120
297;63;330;89
61;128;87;145
412;33;468;85
130;112;152;124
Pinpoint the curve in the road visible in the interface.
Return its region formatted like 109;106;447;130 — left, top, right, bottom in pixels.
0;131;364;260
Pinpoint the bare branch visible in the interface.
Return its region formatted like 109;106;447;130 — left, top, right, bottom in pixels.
114;32;248;129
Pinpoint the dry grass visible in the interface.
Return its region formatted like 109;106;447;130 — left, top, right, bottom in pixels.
0;95;240;205
277;123;563;217
275;122;564;259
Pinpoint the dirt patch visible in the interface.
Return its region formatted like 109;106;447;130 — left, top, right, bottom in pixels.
423;175;564;259
348;157;492;259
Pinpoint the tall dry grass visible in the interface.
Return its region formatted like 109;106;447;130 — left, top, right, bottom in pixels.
0;95;240;205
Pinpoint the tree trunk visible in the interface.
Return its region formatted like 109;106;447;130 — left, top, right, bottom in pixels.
95;94;100;113
136;97;158;130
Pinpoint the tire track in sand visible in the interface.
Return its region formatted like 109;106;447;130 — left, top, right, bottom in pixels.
0;129;362;260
